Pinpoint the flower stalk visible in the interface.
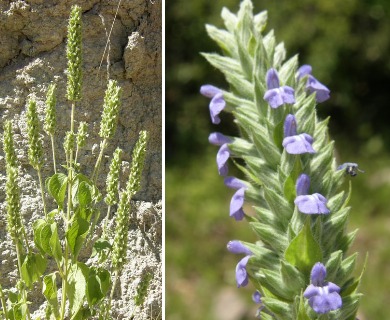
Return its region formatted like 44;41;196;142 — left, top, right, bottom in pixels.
202;1;364;319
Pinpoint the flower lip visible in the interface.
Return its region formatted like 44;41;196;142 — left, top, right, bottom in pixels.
236;255;251;287
266;68;280;89
284;114;298;137
216;143;230;176
227;240;252;255
294;193;330;215
209;132;232;146
224;176;247;190
282;133;315;154
297;64;312;79
200;84;221;98
230;188;245;220
296;173;311;196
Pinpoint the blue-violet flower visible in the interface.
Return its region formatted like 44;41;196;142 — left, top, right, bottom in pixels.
304;262;342;314
227;240;252;255
294;174;330;214
263;68;295;108
200;84;226;124
282;114;316;154
224;177;247;220
208;132;232;146
298;65;330;103
217;144;231;176
252;291;264;317
227;240;252;288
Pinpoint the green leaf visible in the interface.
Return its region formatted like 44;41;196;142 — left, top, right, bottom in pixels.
21;253;47;288
47;173;68;209
77;181;93;207
33;220;62;262
42;273;60;319
86;267;111;307
284;219;323;276
67;214;89;259
33;219;49;254
91;239;112;258
67;262;88;317
49;222;63;263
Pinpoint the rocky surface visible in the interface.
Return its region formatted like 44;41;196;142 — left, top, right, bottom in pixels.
0;0;161;319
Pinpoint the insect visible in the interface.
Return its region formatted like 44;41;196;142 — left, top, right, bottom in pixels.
337;162;364;177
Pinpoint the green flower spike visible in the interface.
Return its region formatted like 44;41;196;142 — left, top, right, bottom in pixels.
105;147;123;206
3;120;18;168
5;165;23;243
63;131;75;156
99;79;122;140
44;83;57;136
76;121;88;147
112;131;148;270
66;5;82;102
26;99;43;170
125;130;149;198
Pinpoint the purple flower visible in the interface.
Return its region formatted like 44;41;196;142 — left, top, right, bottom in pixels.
236;255;250;287
304;263;342;314
224;177;247;221
263;68;295;108
252;291;264;317
227;240;252;255
200;84;226;124
217;144;230;176
208;132;232;146
294;174;330;214
296;173;310;196
227;240;252;288
252;291;262;304
282;114;315;154
298;65;330;103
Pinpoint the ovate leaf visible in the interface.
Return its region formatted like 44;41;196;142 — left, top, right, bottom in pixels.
285;219;322;276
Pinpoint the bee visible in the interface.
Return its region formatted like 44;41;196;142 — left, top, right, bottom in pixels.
337;162;364;177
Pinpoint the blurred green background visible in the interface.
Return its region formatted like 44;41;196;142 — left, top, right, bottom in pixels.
166;0;390;319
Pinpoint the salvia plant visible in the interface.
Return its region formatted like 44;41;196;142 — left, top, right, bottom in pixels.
201;1;365;319
0;5;148;320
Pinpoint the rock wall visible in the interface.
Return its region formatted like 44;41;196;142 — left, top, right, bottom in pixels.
0;0;162;319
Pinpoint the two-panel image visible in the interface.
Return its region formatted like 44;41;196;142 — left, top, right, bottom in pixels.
0;0;388;319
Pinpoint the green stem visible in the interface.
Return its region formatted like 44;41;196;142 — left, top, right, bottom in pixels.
92;138;107;182
60;102;76;320
37;168;47;217
50;135;57;174
106;270;119;319
0;284;9;320
14;243;31;320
